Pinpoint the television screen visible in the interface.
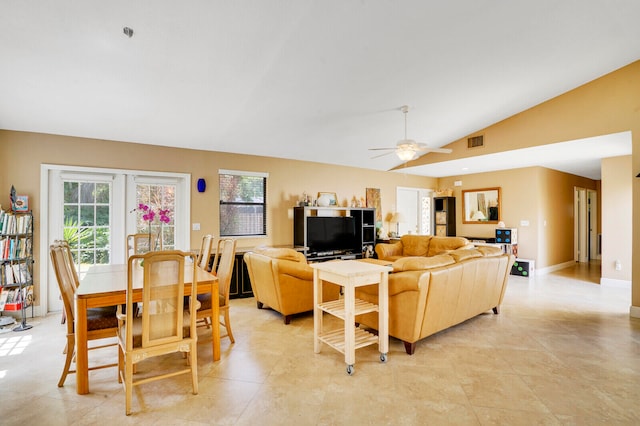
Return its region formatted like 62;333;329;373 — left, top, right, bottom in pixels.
307;216;357;253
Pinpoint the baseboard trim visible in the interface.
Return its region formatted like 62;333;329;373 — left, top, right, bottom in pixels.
630;305;640;319
536;261;575;276
600;278;631;288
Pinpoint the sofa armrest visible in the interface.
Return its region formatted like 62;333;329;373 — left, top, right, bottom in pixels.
375;242;403;260
277;259;314;281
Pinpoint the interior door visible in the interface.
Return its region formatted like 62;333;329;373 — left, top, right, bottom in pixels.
574;187;588;263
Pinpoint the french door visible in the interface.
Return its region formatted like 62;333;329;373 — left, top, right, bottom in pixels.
42;165;190;314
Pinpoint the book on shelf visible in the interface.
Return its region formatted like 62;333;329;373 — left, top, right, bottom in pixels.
0;287;8;311
11;262;30;284
0;211;31;235
3;263;14;285
24;285;33;306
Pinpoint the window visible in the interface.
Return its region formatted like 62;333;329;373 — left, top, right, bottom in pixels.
219;169;267;237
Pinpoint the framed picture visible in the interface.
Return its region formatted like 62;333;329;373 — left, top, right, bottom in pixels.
317;192;338;207
366;188;382;223
13;195;29;212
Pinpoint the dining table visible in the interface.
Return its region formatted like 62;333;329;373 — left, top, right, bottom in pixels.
75;262;220;395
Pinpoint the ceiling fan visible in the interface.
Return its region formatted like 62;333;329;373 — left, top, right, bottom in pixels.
369;105;452;161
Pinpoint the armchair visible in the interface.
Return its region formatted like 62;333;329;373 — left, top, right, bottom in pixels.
243;247;340;324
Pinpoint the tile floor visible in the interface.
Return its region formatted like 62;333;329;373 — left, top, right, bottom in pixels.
1;261;639;425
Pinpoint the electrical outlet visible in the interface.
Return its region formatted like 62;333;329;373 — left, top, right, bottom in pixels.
520;220;529;226
192;223;200;231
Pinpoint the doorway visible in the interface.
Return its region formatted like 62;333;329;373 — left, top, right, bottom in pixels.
574;187;599;263
396;187;433;236
40;164;191;315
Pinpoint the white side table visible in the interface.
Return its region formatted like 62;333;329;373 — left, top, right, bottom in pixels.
311;260;392;375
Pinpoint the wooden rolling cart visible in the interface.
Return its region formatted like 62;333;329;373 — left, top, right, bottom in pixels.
311;260;392;375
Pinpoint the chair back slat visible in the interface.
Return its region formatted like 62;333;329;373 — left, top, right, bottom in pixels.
126;250;196;349
215;239;237;303
126;233;160;258
197;234;215;271
50;242;77;323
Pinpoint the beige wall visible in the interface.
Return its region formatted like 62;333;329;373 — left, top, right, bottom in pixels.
601;156;632;282
2;59;639;314
420;60;640;312
438;167;597;269
0;130;436;309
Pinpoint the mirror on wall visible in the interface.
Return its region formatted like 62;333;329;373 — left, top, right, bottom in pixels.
462;187;501;224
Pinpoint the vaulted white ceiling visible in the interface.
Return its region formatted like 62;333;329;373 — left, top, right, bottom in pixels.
1;1;639;178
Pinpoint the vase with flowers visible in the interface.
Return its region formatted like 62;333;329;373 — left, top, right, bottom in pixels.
137;203;172;251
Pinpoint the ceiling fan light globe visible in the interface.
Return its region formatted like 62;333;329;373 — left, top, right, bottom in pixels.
397;149;416;161
397;139;417;149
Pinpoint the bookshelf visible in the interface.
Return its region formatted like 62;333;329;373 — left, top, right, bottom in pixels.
0;210;34;331
434;196;456;237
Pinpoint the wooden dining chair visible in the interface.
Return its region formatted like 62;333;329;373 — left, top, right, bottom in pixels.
195;238;237;343
117;250;198;415
50;241;118;387
126;233;160;257
54;239;75;325
197;234;215;272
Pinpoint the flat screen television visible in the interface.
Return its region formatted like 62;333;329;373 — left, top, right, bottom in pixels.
306;216;358;254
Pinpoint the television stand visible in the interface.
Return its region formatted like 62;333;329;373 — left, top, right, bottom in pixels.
293;206;377;262
307;250;362;263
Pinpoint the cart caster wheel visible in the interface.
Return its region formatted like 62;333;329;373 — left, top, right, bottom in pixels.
346;364;354;375
380;353;387;363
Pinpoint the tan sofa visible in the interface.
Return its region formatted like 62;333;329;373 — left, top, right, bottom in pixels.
356;246;514;355
243;247;340;324
375;234;472;261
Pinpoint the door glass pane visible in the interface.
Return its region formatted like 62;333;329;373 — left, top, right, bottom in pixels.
80;205;95;226
63;179;112;274
136;183;176;250
64;182;78;203
80;182;95;203
95;183;109;203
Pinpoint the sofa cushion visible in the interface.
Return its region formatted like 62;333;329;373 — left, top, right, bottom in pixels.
254;246;306;263
392;254;455;272
448;248;483;262
476;246;504;257
427;236;471;256
400;235;432;257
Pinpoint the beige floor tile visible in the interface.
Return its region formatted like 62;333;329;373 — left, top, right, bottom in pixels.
2;261;639;424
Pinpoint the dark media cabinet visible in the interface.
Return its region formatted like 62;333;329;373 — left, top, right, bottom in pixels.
293;206;376;262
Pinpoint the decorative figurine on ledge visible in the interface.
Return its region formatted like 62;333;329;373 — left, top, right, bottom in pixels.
377;227;389;240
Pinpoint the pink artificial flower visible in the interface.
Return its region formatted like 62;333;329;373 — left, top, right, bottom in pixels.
158;209;171;224
143;210;156;222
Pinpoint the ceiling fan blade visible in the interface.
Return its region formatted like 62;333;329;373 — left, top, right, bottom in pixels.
369;107;453;159
414;146;453;154
370;151;395;159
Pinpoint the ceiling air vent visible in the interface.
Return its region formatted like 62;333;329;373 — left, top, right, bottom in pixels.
467;135;484;149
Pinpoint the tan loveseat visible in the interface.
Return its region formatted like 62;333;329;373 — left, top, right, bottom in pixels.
356;246;514;355
375;234;472;261
243;247;340;324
